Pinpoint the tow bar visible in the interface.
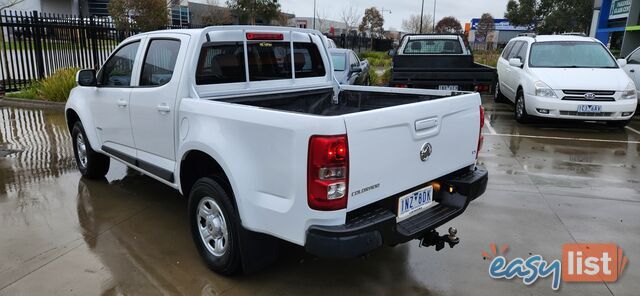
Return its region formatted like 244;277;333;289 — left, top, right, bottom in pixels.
419;227;460;251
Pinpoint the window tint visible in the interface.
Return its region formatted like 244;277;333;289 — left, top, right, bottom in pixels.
629;49;640;64
507;42;523;60
196;42;246;85
529;41;618;68
515;42;528;60
331;53;346;71
140;39;181;86
247;41;292;81
501;42;515;59
403;39;463;54
100;41;140;86
292;42;325;78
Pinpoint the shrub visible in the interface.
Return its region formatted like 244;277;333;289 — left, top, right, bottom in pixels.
7;67;79;102
368;67;379;86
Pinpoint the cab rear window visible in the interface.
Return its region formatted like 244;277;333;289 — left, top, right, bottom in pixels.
196;41;325;85
403;39;463;54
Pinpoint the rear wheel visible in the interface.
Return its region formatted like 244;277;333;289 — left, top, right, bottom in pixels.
494;81;507;103
189;177;242;275
72;122;109;179
514;90;531;123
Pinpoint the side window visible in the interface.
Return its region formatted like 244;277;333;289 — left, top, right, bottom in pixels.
292;42;326;78
629;50;640;64
100;41;140;86
516;42;528;61
140;39;181;86
507;42;523;60
501;42;515;59
196;42;246;85
349;52;358;67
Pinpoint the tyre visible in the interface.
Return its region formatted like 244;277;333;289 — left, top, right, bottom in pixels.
189;177;242;275
514;90;531;123
72;121;110;179
494;81;507;103
606;120;631;128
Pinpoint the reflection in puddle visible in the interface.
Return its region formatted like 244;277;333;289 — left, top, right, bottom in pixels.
0;107;75;196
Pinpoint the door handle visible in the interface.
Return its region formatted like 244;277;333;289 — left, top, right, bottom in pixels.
117;99;127;108
156;104;171;113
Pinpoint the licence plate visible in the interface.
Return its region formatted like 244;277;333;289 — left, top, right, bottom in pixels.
438;85;458;91
397;185;434;221
577;105;602;113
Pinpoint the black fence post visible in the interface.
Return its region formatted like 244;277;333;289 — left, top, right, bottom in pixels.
31;10;45;80
89;15;99;69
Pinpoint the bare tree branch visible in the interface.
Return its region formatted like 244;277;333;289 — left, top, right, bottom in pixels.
341;4;361;35
0;0;25;11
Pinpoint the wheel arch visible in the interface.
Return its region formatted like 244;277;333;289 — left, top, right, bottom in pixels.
179;149;235;205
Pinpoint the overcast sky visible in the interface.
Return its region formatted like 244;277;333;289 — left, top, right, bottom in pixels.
279;0;511;30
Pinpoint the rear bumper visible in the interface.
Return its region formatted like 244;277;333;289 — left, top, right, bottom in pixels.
305;165;488;258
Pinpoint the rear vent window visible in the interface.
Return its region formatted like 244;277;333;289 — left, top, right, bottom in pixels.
196;42;246;85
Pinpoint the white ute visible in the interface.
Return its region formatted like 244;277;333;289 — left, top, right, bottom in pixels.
65;26;488;275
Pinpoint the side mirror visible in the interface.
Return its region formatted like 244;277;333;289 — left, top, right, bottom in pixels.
617;58;628;67
77;69;97;86
509;58;523;68
350;65;362;73
387;49;395;56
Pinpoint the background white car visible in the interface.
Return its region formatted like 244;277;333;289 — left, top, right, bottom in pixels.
495;35;637;127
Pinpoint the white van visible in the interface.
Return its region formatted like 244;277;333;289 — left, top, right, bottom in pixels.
495;34;637;127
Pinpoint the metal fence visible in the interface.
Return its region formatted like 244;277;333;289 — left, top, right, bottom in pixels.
0;10;195;92
327;34;394;53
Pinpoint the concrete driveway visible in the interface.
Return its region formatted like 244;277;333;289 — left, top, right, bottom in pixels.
1;97;639;295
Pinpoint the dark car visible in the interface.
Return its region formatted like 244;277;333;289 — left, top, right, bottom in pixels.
329;48;370;85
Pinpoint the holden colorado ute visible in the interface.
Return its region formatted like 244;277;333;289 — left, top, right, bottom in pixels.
65;26;488;275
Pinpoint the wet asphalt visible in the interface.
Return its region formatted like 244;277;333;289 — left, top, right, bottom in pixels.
1;97;639;295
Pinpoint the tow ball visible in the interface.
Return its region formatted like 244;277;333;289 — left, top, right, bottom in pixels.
419;227;460;251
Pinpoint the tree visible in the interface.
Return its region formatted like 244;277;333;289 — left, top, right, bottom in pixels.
226;0;281;25
435;16;462;34
505;0;592;34
0;0;24;10
341;4;361;35
358;7;384;38
401;14;433;34
201;0;233;25
476;13;495;42
504;0;553;33
108;0;170;32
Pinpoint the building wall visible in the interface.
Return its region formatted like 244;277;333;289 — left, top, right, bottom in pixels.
594;0;638;57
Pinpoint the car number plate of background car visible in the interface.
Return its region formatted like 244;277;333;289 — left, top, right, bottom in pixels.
438;85;458;91
577;105;602;113
397;185;433;221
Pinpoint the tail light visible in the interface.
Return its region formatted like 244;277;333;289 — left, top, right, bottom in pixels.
474;84;490;93
477;106;485;159
308;135;349;210
395;84;408;88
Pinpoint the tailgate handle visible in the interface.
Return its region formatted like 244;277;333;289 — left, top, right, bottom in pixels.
415;118;439;131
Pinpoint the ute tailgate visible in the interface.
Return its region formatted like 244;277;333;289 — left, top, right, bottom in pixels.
343;91;481;210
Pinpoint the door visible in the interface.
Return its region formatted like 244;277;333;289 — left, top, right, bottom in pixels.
625;48;640;90
129;36;189;179
91;41;142;159
502;41;524;100
497;41;515;95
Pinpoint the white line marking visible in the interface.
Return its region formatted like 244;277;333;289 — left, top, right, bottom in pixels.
483;133;640;144
484;119;497;135
625;125;640;135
